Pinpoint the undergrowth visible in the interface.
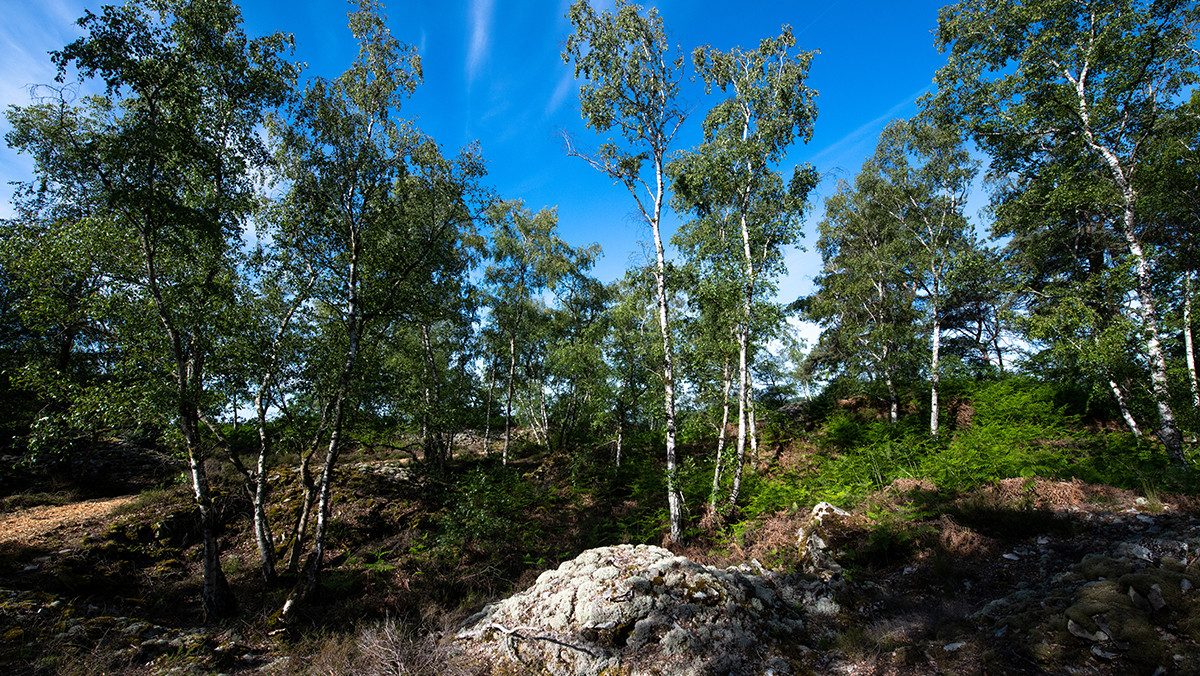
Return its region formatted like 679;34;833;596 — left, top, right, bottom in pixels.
2;375;1196;674
739;377;1196;522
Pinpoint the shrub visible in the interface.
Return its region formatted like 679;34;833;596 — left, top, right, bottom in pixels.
919;378;1078;489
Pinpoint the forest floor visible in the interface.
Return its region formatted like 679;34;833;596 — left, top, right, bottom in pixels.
0;442;1198;675
0;497;136;547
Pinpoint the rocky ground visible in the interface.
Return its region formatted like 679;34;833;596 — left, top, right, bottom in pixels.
447;482;1200;675
1;446;1198;675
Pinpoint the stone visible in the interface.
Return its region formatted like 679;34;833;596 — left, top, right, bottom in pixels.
452;544;821;676
1067;618;1108;642
796;502;851;578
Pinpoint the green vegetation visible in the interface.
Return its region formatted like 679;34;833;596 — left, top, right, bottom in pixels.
0;0;1197;673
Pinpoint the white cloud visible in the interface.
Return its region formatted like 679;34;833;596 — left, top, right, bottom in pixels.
466;0;494;88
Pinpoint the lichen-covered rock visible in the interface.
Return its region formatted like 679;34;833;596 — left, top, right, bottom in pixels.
452;544;835;676
796;501;850;578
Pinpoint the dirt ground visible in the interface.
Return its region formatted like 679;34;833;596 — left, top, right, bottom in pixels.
2;448;1199;675
0;496;136;547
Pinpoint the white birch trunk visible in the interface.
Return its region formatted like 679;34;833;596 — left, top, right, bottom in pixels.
503;333;516;466
710;355;732;510
615;420;623;469
649;151;682;543
731;327;748;505
1185;271;1199;411
1068;63;1183;460
930;294;941;438
1121;214;1182;458
1109;378;1142;438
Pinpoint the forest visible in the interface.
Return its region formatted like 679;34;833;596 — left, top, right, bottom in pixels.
1;0;1199;674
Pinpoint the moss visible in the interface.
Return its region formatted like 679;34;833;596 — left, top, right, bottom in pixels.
1120;570;1187;607
1076;554;1132;581
1074;579;1128;606
1180;616;1200;642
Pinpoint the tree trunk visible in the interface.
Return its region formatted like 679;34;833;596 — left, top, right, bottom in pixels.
930;292;941;438
615;416;623;468
249;402;278;583
732;140;758;500
747;375;759;463
503;333;516;466
141;222;235;619
886;368;899;425
1077;90;1183;459
281;247;362;620
283;404;326;577
483;357;497;457
182;410;236;621
282;347;354;619
730;327;749;505
538;388;551;448
1121;212;1183;460
649;159;682;543
285;462;316;575
420;323;444;469
1109;378;1142;438
1185;271;1199;411
710;355;732;510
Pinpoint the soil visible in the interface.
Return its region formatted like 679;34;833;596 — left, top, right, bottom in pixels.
1;446;1198;675
0;497;137;547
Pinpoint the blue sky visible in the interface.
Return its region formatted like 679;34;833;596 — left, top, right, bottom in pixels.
1;0;967;345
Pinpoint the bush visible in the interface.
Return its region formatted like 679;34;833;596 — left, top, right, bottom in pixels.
435;465;536;552
821;411;867;451
919;378;1078;489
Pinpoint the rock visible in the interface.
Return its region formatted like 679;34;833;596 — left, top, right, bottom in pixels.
796;502;851;578
1115;542;1154;562
452;544;825;676
1067;618;1108;642
1129;587;1152;611
1092;645;1118;660
1147;584;1167;611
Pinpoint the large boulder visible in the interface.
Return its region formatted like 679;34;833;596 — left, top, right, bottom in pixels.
452;544;838;675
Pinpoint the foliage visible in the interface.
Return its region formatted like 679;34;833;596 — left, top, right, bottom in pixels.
435;464;538;553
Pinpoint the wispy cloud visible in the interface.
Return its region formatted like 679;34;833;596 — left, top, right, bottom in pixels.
466;0;494;88
545;69;575;117
807;84;931;170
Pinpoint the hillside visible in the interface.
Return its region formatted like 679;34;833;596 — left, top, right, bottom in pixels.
1;416;1197;675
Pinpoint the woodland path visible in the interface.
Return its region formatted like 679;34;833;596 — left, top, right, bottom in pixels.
0;496;136;547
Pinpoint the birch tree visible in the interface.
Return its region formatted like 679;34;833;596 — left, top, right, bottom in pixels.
806;175;921;422
934;0;1199;460
563;0;688;541
271;0;484;617
5;0;295;620
871;119;977;437
671;26;818;503
484;200;589;464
